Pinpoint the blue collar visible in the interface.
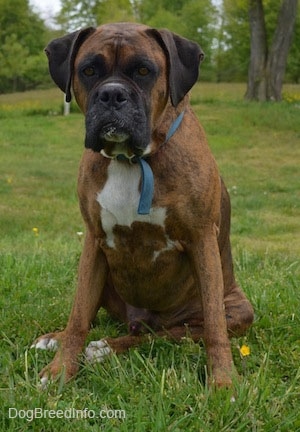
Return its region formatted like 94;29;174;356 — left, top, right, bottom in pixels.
117;110;185;215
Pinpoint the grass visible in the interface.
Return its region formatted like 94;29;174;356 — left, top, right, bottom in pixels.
0;83;300;431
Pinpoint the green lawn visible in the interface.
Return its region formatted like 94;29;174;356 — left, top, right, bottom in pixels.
0;84;299;431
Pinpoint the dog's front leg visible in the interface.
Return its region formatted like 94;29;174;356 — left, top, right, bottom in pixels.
188;225;235;387
34;231;108;384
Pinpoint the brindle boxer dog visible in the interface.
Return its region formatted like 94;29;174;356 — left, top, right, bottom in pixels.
32;22;254;388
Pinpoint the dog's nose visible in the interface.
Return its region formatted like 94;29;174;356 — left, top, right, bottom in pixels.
97;83;128;109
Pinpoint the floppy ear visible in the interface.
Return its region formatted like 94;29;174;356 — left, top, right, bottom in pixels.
45;27;95;102
147;29;204;107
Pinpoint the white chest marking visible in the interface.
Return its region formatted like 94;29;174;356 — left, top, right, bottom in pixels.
97;161;167;248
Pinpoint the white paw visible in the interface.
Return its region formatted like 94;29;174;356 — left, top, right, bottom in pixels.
31;337;58;352
85;340;112;363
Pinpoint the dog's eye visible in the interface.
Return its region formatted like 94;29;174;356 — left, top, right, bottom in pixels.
138;67;150;76
83;67;95;77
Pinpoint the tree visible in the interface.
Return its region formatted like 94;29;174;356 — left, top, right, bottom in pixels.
0;0;49;92
57;0;135;31
0;34;29;92
245;0;298;101
56;0;97;31
286;10;300;82
94;0;134;24
214;0;250;82
216;0;300;86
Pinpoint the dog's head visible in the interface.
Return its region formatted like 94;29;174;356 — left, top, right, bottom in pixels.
45;23;204;158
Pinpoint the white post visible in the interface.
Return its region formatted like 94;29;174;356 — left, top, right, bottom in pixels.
64;98;70;115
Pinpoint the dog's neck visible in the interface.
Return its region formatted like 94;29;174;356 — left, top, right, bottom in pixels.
101;110;185;215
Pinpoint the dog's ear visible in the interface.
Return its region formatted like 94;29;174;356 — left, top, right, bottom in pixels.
147;29;204;107
45;27;96;102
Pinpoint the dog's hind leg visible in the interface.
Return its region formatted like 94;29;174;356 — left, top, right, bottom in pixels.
100;274;127;323
219;180;254;337
224;285;254;337
219;233;253;337
85;323;205;363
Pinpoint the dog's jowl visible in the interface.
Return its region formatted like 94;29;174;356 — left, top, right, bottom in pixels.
32;23;254;388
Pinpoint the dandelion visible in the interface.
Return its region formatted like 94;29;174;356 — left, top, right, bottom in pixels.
6;176;13;184
239;344;251;374
32;227;39;236
240;344;250;357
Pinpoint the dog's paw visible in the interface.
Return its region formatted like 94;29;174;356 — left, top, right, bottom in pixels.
31;334;59;352
85;340;112;363
38;358;79;389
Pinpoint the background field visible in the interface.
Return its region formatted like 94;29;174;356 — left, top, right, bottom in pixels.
0;83;299;431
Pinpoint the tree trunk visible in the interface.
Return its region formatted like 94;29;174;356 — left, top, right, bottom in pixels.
266;0;298;100
245;0;268;101
245;0;298;101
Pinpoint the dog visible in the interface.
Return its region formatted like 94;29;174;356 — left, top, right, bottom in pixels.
32;22;254;388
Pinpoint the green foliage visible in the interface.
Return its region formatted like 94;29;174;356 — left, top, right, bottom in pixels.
0;34;29;92
94;0;134;25
287;8;300;82
0;84;300;430
0;0;299;93
0;0;49;93
216;0;250;81
57;0;97;30
57;0;135;30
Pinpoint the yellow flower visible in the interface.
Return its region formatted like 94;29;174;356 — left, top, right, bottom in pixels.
240;344;250;357
32;227;39;236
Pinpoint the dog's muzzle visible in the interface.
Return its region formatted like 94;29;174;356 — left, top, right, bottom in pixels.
98;83;130;148
85;81;150;157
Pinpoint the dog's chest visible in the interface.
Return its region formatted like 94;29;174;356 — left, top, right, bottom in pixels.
96;161;175;257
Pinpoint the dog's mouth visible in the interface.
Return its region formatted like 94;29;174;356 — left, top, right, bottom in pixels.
100;124;130;144
85;101;150;158
99;124;136;159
